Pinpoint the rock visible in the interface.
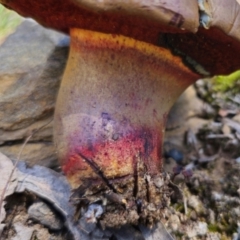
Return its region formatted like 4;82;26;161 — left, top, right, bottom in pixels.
28;201;63;230
207;209;216;224
12;222;34;240
165;148;184;164
233;223;240;240
167;214;180;232
0;19;69;166
0;19;69;143
187;195;205;214
195;221;208;236
33;227;52;240
0;117;53;145
185;221;208;238
206;232;221;240
236;157;240;164
0;224;4;236
0;142;57;167
233;113;240;123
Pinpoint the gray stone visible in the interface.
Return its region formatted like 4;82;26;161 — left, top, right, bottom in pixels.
0;19;69;143
167;214;180;232
12;222;34;240
0;224;5;236
185;221;208;238
0;117;53;145
34;227;52;240
28;201;63;230
236;157;240;164
187;195;205;214
206;232;221;240
0;142;57;167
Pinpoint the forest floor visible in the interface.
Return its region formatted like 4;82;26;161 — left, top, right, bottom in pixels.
164;82;240;239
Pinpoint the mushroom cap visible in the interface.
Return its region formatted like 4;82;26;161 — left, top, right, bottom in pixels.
1;0;240;75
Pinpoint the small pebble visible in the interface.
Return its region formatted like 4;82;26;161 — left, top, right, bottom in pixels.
165;148;184;164
13;223;34;240
236;157;240;164
28;201;62;230
85;203;103;223
186;221;208;238
168;214;180;231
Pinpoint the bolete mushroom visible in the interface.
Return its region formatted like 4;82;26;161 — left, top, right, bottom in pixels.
1;0;240;228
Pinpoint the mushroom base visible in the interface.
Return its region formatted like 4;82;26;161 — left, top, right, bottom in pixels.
71;155;172;228
54;29;198;226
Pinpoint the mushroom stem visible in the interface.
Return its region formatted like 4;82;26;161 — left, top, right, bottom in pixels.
54;29;199;226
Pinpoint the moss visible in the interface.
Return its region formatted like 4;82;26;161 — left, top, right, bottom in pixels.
208;222;237;236
173;203;185;213
208;224;220;232
173;231;184;239
213;70;240;92
195;71;240;110
220;236;231;240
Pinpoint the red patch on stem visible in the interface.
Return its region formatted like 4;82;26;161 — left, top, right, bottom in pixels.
62;127;163;181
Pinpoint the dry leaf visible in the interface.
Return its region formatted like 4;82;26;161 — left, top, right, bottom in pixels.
0;152;18;224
